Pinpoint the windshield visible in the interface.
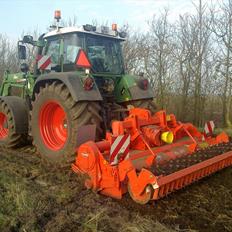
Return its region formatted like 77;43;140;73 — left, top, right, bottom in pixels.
86;35;124;74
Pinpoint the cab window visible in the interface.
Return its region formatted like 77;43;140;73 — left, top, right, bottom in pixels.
86;35;124;74
63;33;83;64
45;39;60;65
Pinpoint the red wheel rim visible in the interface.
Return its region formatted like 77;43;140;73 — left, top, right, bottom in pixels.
39;101;68;151
0;112;8;139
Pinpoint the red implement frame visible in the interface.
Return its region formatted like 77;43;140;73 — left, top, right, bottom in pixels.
153;151;232;200
72;108;232;204
72;138;232;204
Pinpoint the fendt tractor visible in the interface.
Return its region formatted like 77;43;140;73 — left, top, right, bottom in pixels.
1;11;232;204
0;11;155;162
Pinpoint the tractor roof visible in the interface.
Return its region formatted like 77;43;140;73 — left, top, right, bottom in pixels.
44;25;126;41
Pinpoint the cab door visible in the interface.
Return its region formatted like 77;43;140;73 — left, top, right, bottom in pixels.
44;37;61;71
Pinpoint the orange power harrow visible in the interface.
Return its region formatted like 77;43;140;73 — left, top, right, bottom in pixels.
72;108;232;204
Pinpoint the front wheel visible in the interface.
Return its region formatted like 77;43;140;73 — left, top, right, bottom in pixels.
31;82;102;164
0;97;28;148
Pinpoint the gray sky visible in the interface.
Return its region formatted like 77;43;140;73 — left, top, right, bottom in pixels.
0;0;220;40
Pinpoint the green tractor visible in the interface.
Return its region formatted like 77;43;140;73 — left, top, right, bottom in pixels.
0;11;155;163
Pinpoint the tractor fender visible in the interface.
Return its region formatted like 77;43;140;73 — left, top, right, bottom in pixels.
0;96;29;134
115;74;154;103
33;72;103;102
128;84;154;101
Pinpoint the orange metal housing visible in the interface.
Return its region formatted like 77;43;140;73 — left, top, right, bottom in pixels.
72;108;232;204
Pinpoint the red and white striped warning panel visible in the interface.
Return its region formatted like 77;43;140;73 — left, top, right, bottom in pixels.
109;134;130;165
37;55;51;70
204;121;215;135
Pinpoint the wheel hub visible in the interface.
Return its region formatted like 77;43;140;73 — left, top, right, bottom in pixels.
39;101;68;151
0;112;8;139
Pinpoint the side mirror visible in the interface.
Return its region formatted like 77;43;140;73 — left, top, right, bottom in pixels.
22;35;34;44
18;45;26;59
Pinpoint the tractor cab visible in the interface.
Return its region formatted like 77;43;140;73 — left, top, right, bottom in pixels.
13;11;154;107
17;9;126;78
43;26;126;75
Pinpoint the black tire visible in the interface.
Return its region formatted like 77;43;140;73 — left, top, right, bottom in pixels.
0;98;28;148
31;82;102;164
127;99;157;113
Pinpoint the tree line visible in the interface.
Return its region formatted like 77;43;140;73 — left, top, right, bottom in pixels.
0;0;232;127
123;0;232;128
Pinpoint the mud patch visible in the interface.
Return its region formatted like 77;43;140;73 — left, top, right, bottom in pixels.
0;146;231;232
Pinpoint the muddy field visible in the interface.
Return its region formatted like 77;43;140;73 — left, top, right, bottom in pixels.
0;146;231;232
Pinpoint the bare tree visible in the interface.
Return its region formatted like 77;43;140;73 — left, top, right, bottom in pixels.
173;15;195;120
210;0;232;127
0;34;19;81
144;10;174;109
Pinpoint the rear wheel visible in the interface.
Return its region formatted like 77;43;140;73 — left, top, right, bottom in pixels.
0;97;28;148
31;82;102;164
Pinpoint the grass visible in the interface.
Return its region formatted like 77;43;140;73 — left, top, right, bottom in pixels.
0;172;34;230
81;209;175;232
83;209;106;232
121;216;175;232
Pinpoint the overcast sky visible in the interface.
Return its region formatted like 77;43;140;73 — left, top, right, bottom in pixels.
0;0;222;40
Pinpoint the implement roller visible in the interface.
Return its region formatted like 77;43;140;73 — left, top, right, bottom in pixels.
72;108;232;204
